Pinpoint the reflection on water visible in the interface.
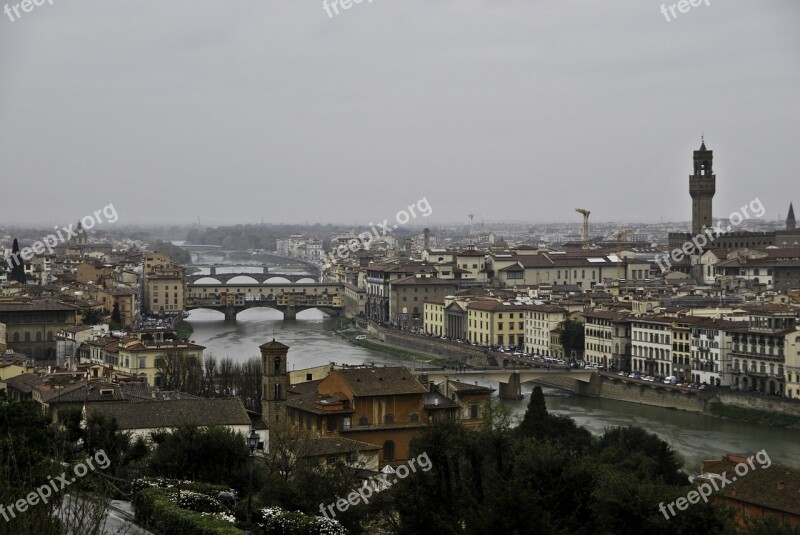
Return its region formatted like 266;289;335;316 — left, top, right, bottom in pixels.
187;309;800;471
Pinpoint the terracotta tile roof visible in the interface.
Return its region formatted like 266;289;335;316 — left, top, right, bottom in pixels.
86;398;251;429
298;437;380;457
335;367;427;397
700;456;800;516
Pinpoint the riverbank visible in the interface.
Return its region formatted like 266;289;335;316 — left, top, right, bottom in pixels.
708;405;800;428
334;329;451;366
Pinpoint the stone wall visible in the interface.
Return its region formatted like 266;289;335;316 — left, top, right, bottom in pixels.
367;323;494;367
710;390;800;417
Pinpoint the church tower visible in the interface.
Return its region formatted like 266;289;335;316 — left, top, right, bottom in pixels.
787;203;796;231
689;139;716;235
260;339;289;443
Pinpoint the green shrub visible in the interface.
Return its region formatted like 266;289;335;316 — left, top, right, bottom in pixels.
134;488;241;535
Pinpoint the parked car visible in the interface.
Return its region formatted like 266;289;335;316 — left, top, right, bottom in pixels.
355;335;367;340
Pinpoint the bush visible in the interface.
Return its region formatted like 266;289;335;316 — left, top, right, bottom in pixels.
255;506;347;535
134;488;241;535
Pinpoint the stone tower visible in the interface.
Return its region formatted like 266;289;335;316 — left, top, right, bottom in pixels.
787;203;796;231
260;339;289;442
689;139;716;235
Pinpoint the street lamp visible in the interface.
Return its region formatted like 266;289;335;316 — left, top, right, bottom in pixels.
246;430;259;535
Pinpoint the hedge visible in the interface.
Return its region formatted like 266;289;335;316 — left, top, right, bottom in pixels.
134;488;241;535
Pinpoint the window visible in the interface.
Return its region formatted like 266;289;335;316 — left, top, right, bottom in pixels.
359;416;369;426
383;440;395;461
410;412;420;423
342;416;351;430
470;403;479;419
274;356;281;374
384;414;394;424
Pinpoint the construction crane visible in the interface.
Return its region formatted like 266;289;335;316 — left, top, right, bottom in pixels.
615;229;633;280
467;213;481;235
575;209;590;249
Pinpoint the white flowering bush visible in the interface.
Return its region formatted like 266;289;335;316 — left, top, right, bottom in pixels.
131;476;194;493
165;489;227;514
256;506;348;535
200;511;237;523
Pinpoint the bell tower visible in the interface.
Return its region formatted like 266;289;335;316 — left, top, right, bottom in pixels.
260;339;289;444
689;138;716;235
787;203;796;231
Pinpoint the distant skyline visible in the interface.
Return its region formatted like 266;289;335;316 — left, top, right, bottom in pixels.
1;1;798;226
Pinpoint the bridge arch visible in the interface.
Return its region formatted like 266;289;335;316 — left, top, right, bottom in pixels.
264;277;292;284
227;275;260;285
295;277;317;284
194;276;222;285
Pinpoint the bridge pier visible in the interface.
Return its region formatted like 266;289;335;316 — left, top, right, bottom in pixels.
499;372;523;400
224;306;237;323
284;305;297;321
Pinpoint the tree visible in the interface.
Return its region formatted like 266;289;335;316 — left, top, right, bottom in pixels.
147;425;250;490
517;385;548;439
9;238;26;284
110;301;122;326
560;318;585;359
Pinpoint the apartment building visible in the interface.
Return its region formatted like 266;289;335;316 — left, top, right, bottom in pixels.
631;316;673;377
524;304;567;356
727;306;796;395
467;301;527;347
583;310;631;370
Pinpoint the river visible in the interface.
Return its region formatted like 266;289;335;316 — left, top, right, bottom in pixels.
186;308;800;472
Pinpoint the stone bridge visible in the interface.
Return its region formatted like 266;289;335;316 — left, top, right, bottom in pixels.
417;369;596;399
187;280;344;322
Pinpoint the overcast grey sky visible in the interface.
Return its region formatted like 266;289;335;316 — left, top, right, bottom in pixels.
1;0;798;227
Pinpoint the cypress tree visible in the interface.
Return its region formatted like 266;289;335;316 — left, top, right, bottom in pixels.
10;239;26;284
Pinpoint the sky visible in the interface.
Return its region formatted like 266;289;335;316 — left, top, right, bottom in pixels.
1;0;798;228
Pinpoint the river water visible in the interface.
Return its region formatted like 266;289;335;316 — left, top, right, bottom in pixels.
186;308;800;473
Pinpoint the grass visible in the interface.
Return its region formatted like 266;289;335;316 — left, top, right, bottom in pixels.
350;338;450;367
709;405;800;428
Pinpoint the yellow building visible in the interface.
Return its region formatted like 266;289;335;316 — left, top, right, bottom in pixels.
116;338;205;387
466;301;527;347
423;296;445;337
142;252;186;316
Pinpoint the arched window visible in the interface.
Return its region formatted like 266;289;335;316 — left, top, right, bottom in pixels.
274;356;281;374
383;440;395;462
409;412;420;423
47;331;53;341
274;384;281;400
384;414;394;424
24;332;31;342
13;332;19;342
359;416;369;426
35;332;42;342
